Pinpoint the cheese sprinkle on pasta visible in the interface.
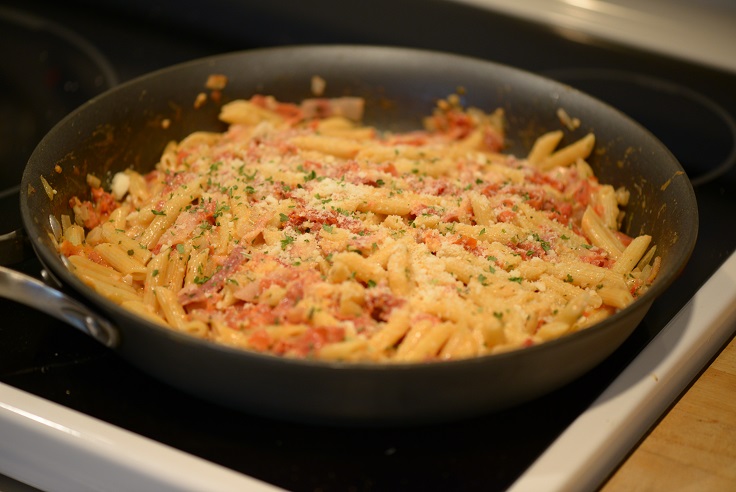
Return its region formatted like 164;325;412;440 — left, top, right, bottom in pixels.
58;94;659;362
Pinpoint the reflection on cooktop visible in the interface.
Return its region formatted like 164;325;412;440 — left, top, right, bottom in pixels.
0;7;117;177
0;7;116;235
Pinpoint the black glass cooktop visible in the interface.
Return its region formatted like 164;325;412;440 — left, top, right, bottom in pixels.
1;1;734;491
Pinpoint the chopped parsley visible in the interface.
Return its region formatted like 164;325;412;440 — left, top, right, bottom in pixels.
280;235;295;250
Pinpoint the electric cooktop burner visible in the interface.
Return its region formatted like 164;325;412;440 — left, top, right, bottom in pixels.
1;1;735;491
544;68;736;186
0;7;117;237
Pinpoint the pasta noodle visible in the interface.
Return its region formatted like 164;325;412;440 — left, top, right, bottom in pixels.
57;92;659;362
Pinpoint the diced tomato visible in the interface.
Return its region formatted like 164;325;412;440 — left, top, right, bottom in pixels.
380;163;399;176
571;179;594;207
496;209;516;223
527;171;566;192
453;235;478;252
159;171;193;196
581;250;612;268
428;109;475;140
250;94;303;123
247;329;272;352
416;229;443;252
386;133;429;146
365;290;405;322
68;198;99;229
547;202;573;224
229;303;277;329
524;189;545;210
275;326;346;357
90;187;117;215
614;231;634;247
68;187;120;230
480;182;502;197
483;128;504;152
287;207;363;234
58;240;84;257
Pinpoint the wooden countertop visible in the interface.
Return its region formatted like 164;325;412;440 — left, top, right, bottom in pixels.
601;333;736;491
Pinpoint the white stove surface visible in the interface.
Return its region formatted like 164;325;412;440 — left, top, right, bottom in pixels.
511;251;736;491
452;0;736;74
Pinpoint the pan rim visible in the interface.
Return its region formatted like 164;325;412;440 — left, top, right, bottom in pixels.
22;44;698;372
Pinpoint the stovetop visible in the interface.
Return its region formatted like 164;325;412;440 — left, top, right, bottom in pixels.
1;1;735;491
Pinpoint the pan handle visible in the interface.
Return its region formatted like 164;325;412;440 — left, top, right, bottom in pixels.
0;265;120;348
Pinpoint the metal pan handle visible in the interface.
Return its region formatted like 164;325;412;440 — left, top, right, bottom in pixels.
0;265;119;348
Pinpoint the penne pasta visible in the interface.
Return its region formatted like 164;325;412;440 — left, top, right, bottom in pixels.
527;130;563;164
395;320;454;362
613;235;652;275
539;133;595;170
154;286;189;330
56;94;659;363
138;176;206;248
93;243;147;279
581;206;625;259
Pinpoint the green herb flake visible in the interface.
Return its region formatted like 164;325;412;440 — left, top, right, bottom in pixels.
280;235;295;250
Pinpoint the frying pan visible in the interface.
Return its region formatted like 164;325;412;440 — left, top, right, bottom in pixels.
4;46;697;425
